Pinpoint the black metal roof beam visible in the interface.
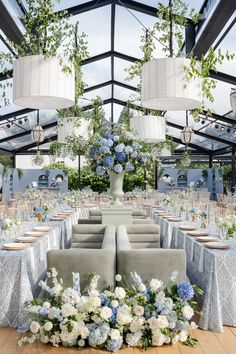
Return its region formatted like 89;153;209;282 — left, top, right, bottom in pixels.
0;0;23;44
0;146;13;155
0;108;35;122
193;0;236;58
111;2;116;124
14;135;57;153
212;146;233;156
170;136;210;154
66;0;111;15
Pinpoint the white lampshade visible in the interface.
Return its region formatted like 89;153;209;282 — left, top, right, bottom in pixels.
230;89;236;113
13;55;75;109
57;117;90;144
31;125;45;143
181;126;194;145
130;115;166;143
141;58;202;111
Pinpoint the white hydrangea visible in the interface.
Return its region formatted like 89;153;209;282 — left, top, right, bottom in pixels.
148;315;168;330
130;317;144;333
152;331;166;346
114;287;126;299
30;321;40;334
126;331;142;347
133;305;144;316
100;306;113;320
182;305;194;320
44;321;53;331
61;303;76;317
150;279;163;292
50;334;60;347
91;314;103;324
117;304;133;325
110;329;121;341
80;326;90;339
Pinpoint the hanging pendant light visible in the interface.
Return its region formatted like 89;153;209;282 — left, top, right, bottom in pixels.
31;110;45;143
32;150;44;166
181;111;194;145
130;115;166;143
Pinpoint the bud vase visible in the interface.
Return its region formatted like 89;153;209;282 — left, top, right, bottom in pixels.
108;171;125;206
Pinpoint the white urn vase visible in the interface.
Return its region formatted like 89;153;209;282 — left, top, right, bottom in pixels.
13;55;75;109
141;58;202;111
109;171;125;206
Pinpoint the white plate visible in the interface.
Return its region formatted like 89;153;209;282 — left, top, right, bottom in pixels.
33;226;52;232
15;237;38;243
204;241;231;249
2;243;29;250
179;225;197;231
187;230;209;236
24;231;45;237
196;236;220;242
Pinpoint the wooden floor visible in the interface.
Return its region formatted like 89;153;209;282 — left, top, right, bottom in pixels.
1;327;236;354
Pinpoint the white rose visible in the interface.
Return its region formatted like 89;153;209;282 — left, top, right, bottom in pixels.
115;287;126;299
90;296;101;308
156;315;169;329
61;303;76;317
30;321;40;334
44;321;53;331
172;334;180;345
110;329;121;341
148;317;158;330
115;274;122;282
80;327;90;339
133;305;144;316
150;279;163;292
117;305;133;325
130;318;144;333
190;321;198;330
91;315;102;324
43;301;51;309
179;330;188;342
100;306;113;320
152;333;166;346
182;305;194;320
139;284;146;292
111;300;119;308
78;339;85;347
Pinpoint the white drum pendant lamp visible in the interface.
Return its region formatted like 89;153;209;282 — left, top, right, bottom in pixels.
230;88;236;113
13;55;75;109
130;115;166;143
159;147;172;157
57;117;90;144
141;58;202;111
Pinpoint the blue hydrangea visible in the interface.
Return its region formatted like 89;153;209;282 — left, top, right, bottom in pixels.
38;307;48;316
116;152;126;162
115;143;125;153
90;147;100;158
96;166;106;176
125;162;134;172
125;145;133;154
132;141;141;149
100;138;109;146
89;324;110;347
109;306;119;324
113;164;123;173
131;151;138;158
107;139;114;147
105;134;114;140
177;281;194;301
103;156;114;168
107;337;123;352
113;135;119;142
100;145;111;154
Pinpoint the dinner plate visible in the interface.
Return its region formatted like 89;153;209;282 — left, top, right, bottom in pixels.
2;242;30;251
24;231;45;237
15;236;38;243
168;217;182;222
50;217;66;221
179;225;197;231
162;215;175;219
187;230;209;236
196;236;220;242
33;226;52;232
204;241;231;249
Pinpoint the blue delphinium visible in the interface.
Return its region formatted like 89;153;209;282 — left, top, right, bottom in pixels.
177;281;194;301
96;166;106;176
115;143;125;153
107;337;123;352
116;152;126;163
99;292;107;306
103;156;114;168
113;164;123;173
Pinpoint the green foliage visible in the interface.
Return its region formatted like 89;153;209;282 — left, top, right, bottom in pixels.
17;168;24;179
0;155;13;168
87;96;106;135
80;167;109;192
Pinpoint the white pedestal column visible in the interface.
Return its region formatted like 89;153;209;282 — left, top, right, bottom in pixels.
101;206;132;226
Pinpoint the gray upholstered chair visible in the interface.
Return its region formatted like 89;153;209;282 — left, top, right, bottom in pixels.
89;209;102;221
124;224;160;248
77;219;101;224
116;225;187;285
132;218;154;224
132;210;147;219
47;225;116;290
88;209;147;221
71;224;109;248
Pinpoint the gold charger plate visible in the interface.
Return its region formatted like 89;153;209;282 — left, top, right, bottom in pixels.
179;226;197;231
204;241;231;249
24;231;45;237
162;215;175;219
33;226;52;232
50;217;66;221
196;236;220;242
15;237;38;243
187;230;209;237
2;242;30;251
168;217;182;222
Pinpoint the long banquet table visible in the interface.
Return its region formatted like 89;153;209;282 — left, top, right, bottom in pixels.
152;210;236;332
0;211;79;329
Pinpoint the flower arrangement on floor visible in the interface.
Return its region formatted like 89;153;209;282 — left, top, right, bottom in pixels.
19;269;202;351
88;126;149;176
219;217;236;239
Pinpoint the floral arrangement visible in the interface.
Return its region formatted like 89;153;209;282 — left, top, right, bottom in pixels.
0;217;21;231
88;126;149;176
162;195;171;205
219;218;236;239
19;269;202;351
23;188;42;200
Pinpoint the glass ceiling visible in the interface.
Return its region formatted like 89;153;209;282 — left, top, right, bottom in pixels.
0;0;236;154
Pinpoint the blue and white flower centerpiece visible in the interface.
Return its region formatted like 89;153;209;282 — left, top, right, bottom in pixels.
88;126;149;205
19;269;202;351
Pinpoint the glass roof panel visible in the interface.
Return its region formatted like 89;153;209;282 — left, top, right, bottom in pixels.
114;85;135;102
81;85;111;103
82;57;111;87
114;57;138;87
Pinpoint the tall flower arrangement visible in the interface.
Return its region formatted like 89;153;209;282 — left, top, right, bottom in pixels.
88;126;150;176
19;269;201;350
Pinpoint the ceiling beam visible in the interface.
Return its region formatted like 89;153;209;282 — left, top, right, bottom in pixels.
170;136;210;153
193;0;236;58
14;135;57;153
111;2;116;124
212;146;232;156
0;0;23;44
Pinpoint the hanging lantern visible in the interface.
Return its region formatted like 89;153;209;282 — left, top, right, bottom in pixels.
31;125;45;143
230;88;236;113
141;58;202;111
57;117;90;144
13;55;75;109
32;151;44;166
130;116;166;143
181;126;194;145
